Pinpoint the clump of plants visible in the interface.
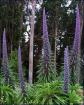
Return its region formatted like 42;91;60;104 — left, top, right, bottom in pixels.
0;75;82;105
0;3;83;105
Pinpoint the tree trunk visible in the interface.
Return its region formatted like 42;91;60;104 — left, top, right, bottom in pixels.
29;0;36;84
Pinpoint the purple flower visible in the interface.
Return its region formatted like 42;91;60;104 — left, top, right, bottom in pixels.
43;7;51;75
18;45;25;93
64;47;70;93
72;5;81;56
70;5;81;83
2;28;10;84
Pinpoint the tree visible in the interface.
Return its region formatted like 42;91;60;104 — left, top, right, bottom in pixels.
29;0;36;84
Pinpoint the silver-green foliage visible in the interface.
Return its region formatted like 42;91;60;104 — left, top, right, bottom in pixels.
37;53;57;83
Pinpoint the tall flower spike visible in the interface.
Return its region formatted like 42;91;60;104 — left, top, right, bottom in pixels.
64;47;70;93
71;5;81;83
37;8;56;83
43;7;51;77
72;5;81;55
2;28;10;84
18;45;25;94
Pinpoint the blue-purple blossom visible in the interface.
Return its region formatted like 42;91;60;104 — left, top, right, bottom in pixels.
2;28;9;84
43;7;51;75
18;45;25;93
64;47;70;93
70;5;81;83
72;5;80;56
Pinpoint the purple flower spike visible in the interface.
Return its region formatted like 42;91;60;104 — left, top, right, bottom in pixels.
64;47;70;93
2;28;9;84
70;5;81;83
73;5;81;56
43;7;51;75
18;45;25;93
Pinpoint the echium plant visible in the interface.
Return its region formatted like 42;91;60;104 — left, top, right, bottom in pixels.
72;5;80;55
2;29;10;84
64;47;70;93
43;7;51;77
37;8;56;83
18;45;25;94
70;5;81;84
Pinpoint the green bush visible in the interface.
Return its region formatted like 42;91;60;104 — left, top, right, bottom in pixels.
0;77;82;105
32;81;67;105
0;84;15;104
68;84;82;104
